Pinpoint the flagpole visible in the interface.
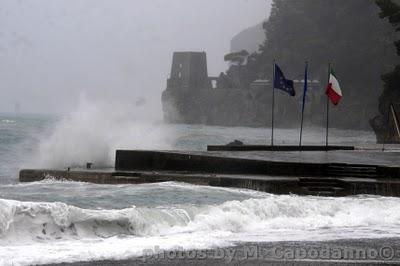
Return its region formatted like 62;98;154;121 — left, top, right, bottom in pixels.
382;105;388;151
325;63;331;150
271;59;276;147
299;61;308;148
383;103;392;151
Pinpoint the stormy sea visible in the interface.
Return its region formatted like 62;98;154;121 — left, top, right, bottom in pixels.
1;112;400;265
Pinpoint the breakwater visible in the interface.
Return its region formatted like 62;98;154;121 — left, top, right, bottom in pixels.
20;148;400;197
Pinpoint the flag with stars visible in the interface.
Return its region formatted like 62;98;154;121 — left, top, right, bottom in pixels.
274;64;295;96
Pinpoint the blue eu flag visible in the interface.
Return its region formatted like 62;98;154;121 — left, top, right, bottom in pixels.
274;64;295;96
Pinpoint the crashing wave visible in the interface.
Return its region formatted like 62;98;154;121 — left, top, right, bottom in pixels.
1;195;400;245
1;195;400;265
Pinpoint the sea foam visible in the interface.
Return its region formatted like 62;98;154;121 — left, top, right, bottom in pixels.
1;194;400;265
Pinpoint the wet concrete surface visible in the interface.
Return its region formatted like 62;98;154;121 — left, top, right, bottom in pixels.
177;150;400;167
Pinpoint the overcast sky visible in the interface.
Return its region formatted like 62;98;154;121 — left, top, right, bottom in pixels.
0;0;270;115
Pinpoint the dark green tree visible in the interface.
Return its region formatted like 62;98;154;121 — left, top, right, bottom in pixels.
370;0;400;142
226;0;398;129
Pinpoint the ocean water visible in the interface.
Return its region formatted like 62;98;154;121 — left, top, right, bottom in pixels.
2;113;400;266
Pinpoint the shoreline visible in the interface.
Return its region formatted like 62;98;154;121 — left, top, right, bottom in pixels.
44;238;400;266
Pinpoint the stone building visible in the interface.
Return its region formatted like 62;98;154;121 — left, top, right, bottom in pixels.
167;52;210;90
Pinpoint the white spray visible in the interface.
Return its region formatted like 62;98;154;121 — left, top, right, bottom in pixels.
34;95;171;168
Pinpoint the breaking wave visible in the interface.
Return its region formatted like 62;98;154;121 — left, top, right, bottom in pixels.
1;185;400;266
31;96;171;169
1;195;400;259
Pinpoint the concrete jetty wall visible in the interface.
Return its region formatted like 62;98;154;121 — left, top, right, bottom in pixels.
19;169;114;184
19;149;400;197
19;168;400;197
115;150;326;176
115;150;400;178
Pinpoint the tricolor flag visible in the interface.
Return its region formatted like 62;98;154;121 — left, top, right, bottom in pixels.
325;68;342;105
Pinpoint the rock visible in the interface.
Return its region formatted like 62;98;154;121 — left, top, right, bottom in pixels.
227;140;244;146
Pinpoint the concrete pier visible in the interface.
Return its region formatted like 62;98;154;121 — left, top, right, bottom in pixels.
207;145;355;151
19;149;400;197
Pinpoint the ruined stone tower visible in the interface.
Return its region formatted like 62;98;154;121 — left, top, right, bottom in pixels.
167;52;210;90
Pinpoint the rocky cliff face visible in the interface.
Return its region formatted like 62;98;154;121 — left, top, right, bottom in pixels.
369;0;400;143
163;87;279;127
230;22;265;54
162;81;329;129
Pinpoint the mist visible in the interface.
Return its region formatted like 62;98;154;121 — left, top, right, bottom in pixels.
0;0;269;116
33;95;173;168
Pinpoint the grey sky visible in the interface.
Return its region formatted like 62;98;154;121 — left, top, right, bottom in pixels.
0;0;270;115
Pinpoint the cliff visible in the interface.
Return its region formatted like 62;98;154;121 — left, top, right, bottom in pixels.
230;22;265;54
162;85;324;128
369;0;400;143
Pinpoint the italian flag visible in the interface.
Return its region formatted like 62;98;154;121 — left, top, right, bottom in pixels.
325;68;342;105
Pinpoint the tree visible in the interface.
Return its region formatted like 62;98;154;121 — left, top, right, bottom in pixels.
227;0;398;129
371;0;400;142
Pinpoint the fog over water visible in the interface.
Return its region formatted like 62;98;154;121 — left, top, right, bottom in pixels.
0;0;269;115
